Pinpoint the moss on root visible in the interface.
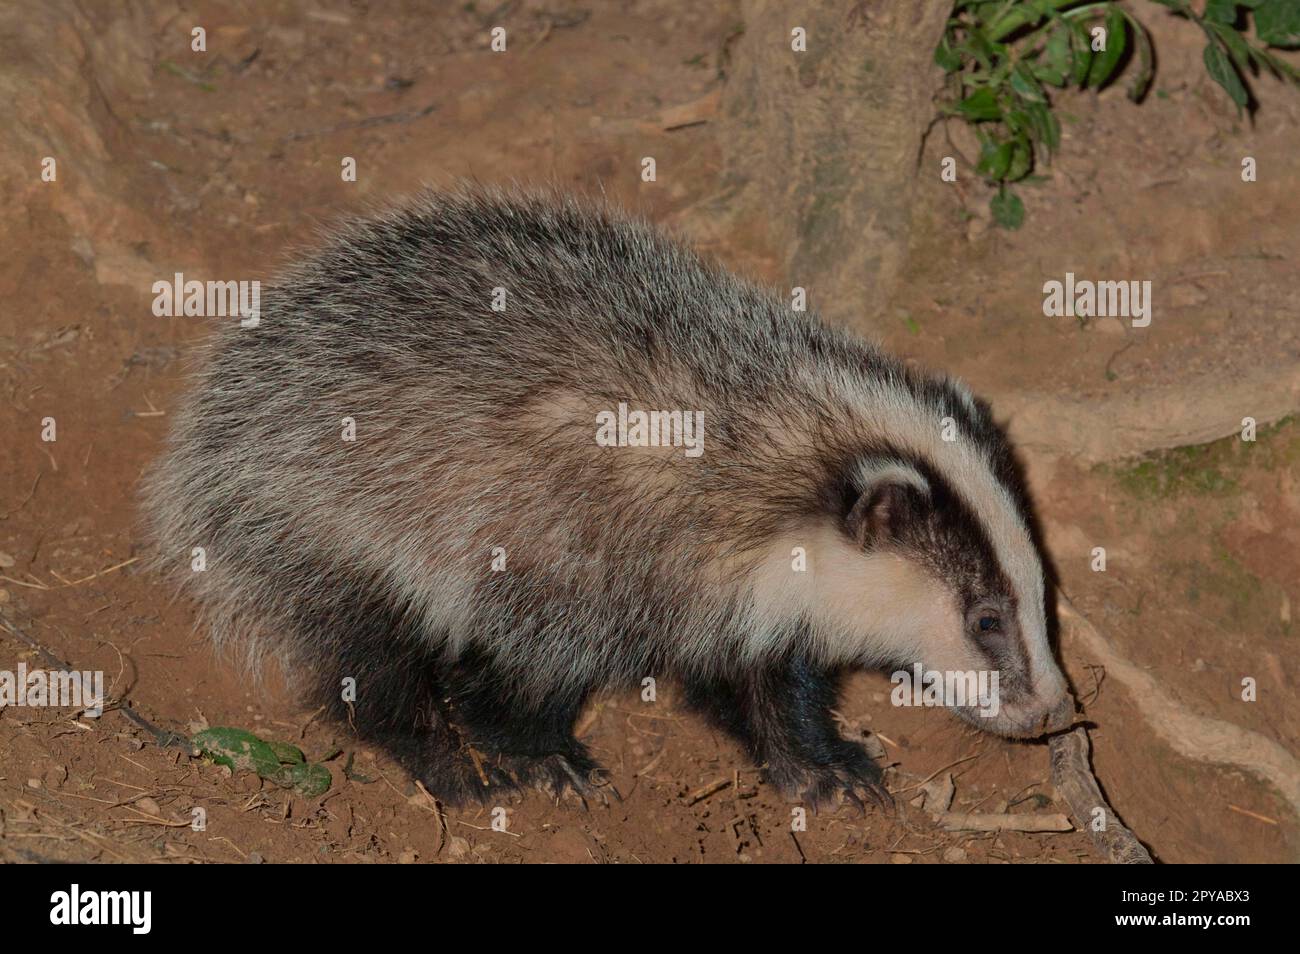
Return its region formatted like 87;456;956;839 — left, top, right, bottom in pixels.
1100;416;1298;500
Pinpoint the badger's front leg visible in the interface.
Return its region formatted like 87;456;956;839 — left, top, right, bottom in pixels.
443;648;613;806
684;655;890;811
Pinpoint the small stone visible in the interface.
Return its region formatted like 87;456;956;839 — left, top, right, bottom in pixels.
0;550;15;569
890;853;913;864
921;772;955;813
447;836;471;859
398;848;418;864
136;797;161;816
943;847;968;863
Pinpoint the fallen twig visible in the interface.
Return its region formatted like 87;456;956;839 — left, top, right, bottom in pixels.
0;609;186;749
686;777;731;805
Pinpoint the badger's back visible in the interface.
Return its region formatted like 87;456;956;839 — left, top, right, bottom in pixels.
144;187;1011;701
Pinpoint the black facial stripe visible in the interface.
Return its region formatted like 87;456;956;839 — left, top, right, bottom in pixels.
897;456;1033;691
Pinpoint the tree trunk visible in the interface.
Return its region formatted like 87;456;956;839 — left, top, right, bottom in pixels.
720;1;952;325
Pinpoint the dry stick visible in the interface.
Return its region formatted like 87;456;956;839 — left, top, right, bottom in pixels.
0;609;186;749
687;777;731;805
1058;594;1300;824
1;556;138;591
1049;726;1152;863
1227;804;1278;826
936;812;1073;833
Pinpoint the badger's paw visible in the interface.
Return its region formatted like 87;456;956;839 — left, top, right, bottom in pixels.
378;723;519;808
504;747;620;810
403;745;522;808
766;743;892;814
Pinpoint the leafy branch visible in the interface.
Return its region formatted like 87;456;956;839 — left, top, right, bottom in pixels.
935;0;1300;228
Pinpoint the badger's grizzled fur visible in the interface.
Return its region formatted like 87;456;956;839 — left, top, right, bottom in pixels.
143;186;1074;808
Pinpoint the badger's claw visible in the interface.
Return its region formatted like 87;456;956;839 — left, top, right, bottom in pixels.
767;741;893;813
505;749;619;809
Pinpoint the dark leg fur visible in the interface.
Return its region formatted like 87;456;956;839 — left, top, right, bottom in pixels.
684;655;890;811
443;648;612;805
306;629;508;807
276;559;512;806
286;561;608;806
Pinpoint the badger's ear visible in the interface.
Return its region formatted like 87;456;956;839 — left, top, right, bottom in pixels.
843;461;930;548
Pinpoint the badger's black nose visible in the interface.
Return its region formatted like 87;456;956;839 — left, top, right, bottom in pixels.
1041;694;1076;733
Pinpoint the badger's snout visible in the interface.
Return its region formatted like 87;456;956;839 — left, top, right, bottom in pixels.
996;688;1076;738
1041;690;1077;734
957;684;1076;739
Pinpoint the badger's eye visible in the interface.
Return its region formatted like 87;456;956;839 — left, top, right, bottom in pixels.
977;615;1000;633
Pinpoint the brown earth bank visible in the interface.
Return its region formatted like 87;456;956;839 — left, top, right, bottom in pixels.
1;1;1296;863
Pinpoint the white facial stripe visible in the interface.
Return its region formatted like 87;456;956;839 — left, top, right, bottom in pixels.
853;458;930;497
746;524;962;666
815;369;1060;692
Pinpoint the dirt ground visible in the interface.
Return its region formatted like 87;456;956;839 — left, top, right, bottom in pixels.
1;1;1296;863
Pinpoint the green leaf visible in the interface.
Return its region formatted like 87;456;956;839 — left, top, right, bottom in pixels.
1205;0;1240;24
1032;62;1068;86
1246;41;1300;79
935;37;963;71
192;727;332;796
1125;14;1155;100
276;762;332;797
266;740;306;764
344;751;376;784
991;189;1025;229
1088;9;1128;87
1046;24;1072;77
1027;102;1061;152
956;86;1003;120
1203;40;1250;108
978;137;1014;179
964;32;998;70
1208;21;1253;67
1010;63;1047;101
1006;136;1034;181
192;727;282;778
1256;0;1300;47
1004;108;1031;135
1070;22;1094;86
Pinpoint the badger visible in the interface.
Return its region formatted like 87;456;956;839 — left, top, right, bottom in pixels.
143;186;1075;809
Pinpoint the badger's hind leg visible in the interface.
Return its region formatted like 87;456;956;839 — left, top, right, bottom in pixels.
279;563;516;806
304;634;524;806
442;648;612;806
684;655;890;811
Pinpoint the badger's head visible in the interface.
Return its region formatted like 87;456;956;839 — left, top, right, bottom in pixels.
821;447;1075;739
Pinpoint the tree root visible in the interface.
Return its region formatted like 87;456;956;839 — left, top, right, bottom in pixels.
1055;592;1300;860
1049;726;1152;863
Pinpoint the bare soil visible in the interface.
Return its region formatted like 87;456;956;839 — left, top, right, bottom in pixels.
1;0;1296;863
